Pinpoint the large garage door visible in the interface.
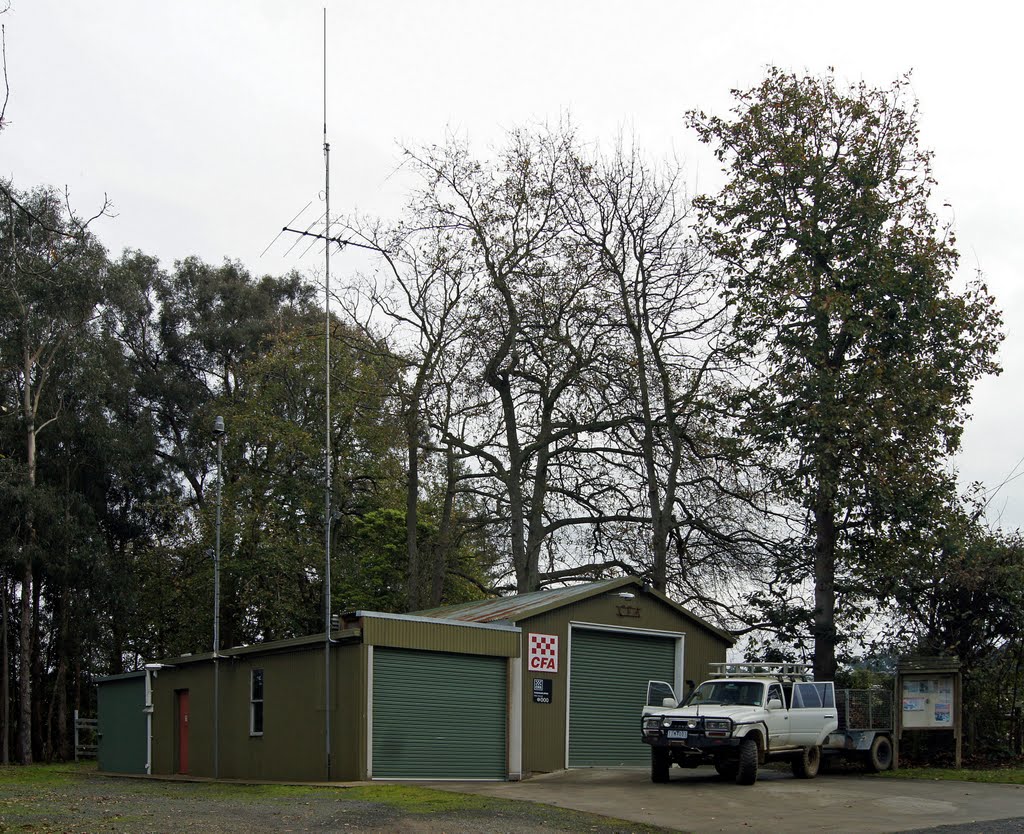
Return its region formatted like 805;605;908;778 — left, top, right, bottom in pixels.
372;648;507;779
568;628;677;766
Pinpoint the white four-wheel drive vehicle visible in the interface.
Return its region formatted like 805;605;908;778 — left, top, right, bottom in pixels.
641;662;838;785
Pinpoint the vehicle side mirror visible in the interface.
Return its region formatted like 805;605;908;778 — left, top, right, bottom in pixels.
767;698;783;710
647;680;676;707
662;697;676;707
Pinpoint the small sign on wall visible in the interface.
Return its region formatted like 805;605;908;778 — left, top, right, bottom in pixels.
528;633;559;673
532;678;553;704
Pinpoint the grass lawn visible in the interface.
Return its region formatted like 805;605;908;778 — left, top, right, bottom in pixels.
880;765;1024;785
0;762;673;833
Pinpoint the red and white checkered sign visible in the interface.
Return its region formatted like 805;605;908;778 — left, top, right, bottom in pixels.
528;633;559;673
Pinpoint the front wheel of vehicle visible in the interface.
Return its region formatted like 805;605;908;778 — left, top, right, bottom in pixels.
736;737;758;785
792;744;821;779
714;757;738;780
651;747;671;783
865;735;893;772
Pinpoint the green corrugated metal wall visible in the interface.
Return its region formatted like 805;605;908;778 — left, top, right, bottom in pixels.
97;675;147;774
372;648;506;778
568;628;676;766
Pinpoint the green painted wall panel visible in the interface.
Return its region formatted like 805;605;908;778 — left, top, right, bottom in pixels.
150;644;363;781
361;617;518;656
568;628;676;766
97;675;147;774
372;648;506;778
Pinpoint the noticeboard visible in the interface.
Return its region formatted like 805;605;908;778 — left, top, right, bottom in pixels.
900;674;955;729
894;657;962;769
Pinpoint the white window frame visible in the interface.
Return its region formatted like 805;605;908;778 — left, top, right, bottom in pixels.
250;668;264;736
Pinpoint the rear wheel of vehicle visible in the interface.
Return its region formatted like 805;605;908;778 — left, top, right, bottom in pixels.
792;744;821;779
865;735;893;773
736;737;758;785
714;757;738;780
651;748;671;783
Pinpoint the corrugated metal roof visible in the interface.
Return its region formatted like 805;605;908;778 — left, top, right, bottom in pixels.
412;577;632;623
413;576;736;645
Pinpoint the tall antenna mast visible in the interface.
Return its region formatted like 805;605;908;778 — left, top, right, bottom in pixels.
275;17;383;781
322;5;333;782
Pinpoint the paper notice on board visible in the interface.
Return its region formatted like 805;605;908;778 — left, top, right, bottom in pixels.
903;697;926;711
934;703;951;724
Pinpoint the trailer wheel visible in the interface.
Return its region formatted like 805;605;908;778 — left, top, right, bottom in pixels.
651;747;671;783
865;735;893;772
792;744;821;779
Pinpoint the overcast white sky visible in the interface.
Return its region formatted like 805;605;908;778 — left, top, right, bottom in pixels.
5;1;1022;528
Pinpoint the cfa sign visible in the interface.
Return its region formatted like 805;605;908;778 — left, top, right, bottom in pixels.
528;633;558;673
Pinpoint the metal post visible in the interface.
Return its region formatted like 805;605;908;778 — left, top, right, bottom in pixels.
212;415;225;779
322;7;333;782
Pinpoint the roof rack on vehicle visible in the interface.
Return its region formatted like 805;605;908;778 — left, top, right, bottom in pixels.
708;662;815;681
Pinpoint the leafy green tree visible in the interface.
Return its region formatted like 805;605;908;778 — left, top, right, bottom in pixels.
688;69;1002;679
0;182;107;762
877;489;1024;754
210;316;405;644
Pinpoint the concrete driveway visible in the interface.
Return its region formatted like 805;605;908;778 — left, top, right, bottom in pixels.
422;768;1024;833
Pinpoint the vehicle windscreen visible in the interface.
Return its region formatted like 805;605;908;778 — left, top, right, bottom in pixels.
683;681;764;707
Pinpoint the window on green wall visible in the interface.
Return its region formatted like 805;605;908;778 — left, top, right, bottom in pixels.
250;669;264;736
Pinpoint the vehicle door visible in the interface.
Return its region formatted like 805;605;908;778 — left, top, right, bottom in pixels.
643;680;677;721
789;681;838;745
763;682;790;748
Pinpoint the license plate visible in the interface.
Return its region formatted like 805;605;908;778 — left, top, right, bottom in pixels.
667;729;688;739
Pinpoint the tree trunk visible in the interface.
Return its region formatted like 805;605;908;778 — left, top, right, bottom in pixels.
17;562;32;764
55;587;70;760
491;375;532;593
430;446;458;607
404;404;422;612
31;574;44;762
1;574;9;764
812;485;838;682
18;338;36;764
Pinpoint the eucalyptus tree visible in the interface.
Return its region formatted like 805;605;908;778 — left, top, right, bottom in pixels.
103;253;410;644
0;182;107;763
688;69;1003;679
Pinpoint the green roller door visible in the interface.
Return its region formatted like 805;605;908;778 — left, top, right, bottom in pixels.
568;628;677;766
97;674;147;774
372;648;507;779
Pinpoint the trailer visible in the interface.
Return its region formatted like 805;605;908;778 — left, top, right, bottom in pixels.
823;687;893;771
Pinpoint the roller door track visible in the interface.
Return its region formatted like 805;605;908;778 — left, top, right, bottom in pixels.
568;628;677;767
372;648;507;779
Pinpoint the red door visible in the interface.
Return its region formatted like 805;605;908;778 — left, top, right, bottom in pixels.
176;690;190;774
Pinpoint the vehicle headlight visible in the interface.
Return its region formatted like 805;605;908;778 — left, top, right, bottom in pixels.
704;719;732;734
643;717;661;730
